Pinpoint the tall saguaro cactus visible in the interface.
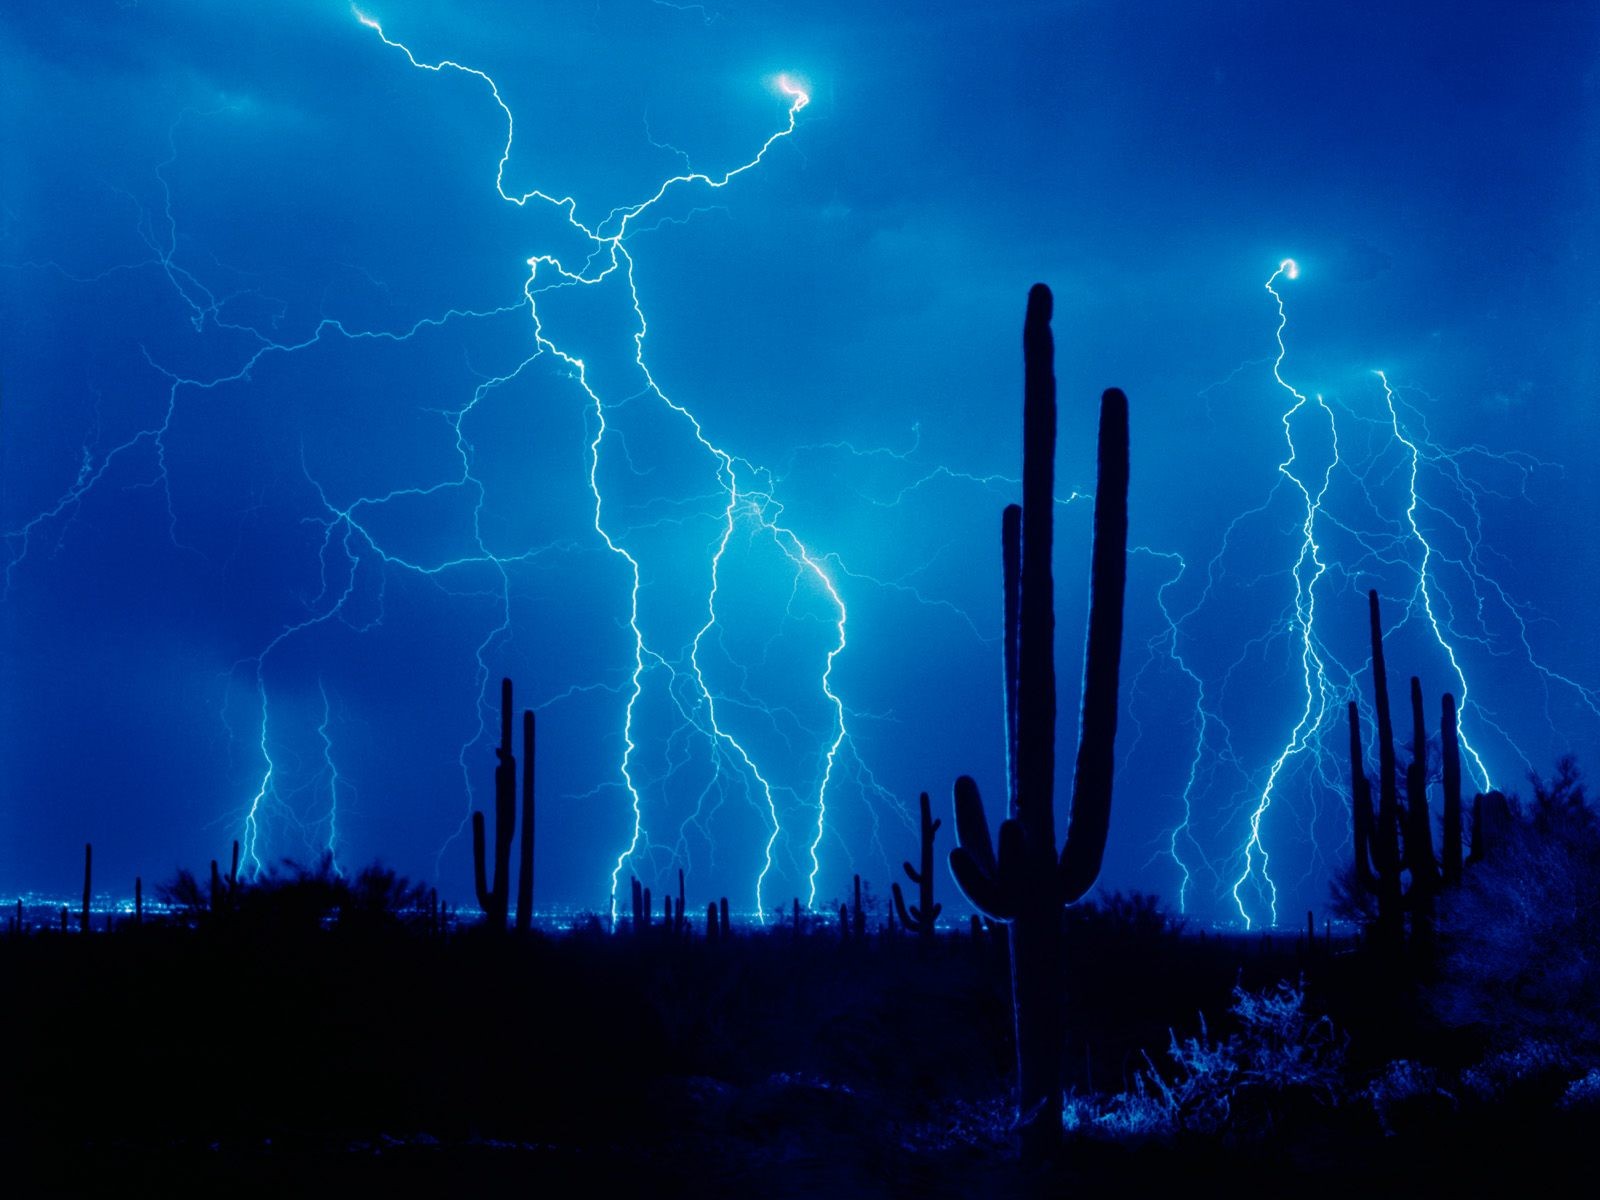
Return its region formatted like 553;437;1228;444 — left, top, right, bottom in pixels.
947;284;1130;1153
1365;591;1405;951
472;679;537;932
892;792;942;940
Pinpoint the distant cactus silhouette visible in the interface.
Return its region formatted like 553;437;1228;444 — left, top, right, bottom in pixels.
210;840;240;916
852;873;865;939
1347;591;1406;952
473;678;519;931
946;284;1130;1154
891;792;941;940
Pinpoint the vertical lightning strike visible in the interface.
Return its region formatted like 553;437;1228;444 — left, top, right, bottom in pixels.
1374;369;1493;792
1153;256;1590;927
359;13;840;925
1230;259;1336;928
316;679;345;875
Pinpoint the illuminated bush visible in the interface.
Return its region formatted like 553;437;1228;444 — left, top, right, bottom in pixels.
1433;757;1600;1052
1094;978;1346;1137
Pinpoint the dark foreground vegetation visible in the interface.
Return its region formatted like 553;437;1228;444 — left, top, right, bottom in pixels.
3;865;1598;1196
5;286;1594;1194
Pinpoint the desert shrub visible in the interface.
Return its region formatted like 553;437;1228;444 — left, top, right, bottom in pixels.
1434;757;1600;1052
1092;978;1346;1137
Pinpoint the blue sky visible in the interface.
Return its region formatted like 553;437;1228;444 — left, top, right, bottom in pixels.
3;1;1596;925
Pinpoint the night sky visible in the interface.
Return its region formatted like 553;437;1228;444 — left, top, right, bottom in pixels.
3;1;1595;926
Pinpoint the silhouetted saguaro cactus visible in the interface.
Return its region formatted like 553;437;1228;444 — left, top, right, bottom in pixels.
675;869;686;937
706;900;720;944
719;896;730;940
852;874;865;939
1364;591;1405;952
473;678;518;931
208;841;238;917
135;877;143;927
946;284;1130;1155
892;791;942;940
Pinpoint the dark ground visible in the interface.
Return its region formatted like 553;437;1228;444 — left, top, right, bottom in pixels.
2;901;1593;1197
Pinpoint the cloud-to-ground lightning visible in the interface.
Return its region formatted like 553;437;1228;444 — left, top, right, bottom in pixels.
1139;258;1596;927
346;12;850;922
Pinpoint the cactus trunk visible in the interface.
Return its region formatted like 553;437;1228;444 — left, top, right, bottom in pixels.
947;285;1129;1159
1367;592;1404;951
892;791;942;939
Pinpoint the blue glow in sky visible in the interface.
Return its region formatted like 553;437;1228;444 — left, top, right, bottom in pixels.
3;1;1595;925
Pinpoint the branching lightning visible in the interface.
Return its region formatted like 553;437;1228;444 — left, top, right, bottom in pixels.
1139;257;1594;927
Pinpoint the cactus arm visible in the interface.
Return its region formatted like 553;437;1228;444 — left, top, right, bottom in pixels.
1059;387;1129;904
951;775;998;878
1002;503;1022;809
949;846;1015;921
891;882;915;929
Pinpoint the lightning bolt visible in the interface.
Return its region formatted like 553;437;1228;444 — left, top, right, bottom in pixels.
356;13;851;924
1143;257;1594;928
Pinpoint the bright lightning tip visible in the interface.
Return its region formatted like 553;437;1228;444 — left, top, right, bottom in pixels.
1281;258;1299;279
351;5;380;30
777;74;811;109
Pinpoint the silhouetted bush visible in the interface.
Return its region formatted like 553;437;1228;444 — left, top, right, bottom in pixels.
1433;757;1600;1053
